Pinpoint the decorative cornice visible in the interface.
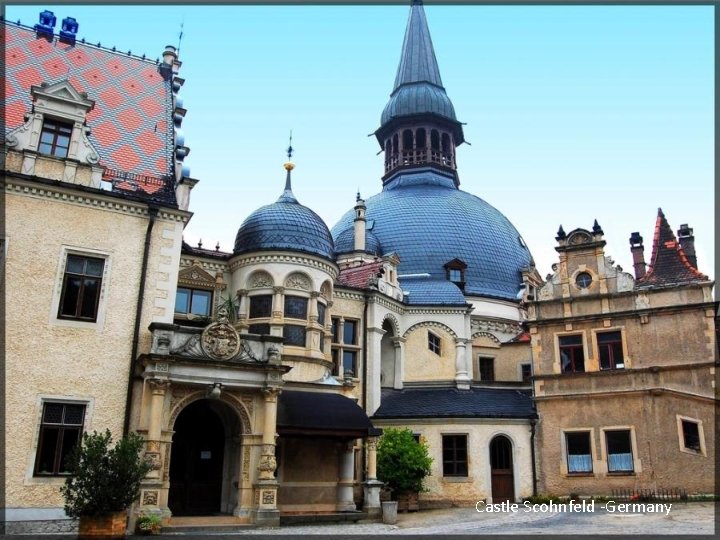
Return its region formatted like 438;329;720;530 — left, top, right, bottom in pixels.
402;320;458;339
3;177;189;223
229;251;338;278
471;317;522;337
179;257;229;273
333;289;365;302
405;307;468;316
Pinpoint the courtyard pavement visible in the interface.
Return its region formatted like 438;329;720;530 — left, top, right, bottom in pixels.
159;501;715;537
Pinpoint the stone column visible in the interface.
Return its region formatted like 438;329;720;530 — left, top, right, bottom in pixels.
254;388;280;526
145;379;170;480
272;286;284;320
454;338;471;390
363;437;382;517
391;337;406;390
308;292;321;353
366;327;386;415
337;441;357;511
236;289;249;331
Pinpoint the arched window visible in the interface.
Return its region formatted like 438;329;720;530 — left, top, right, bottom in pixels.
441;132;451;153
402;129;414;150
416;128;426;149
430;129;440;150
392;133;399;154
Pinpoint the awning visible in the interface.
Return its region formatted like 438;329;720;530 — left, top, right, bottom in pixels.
277;390;381;439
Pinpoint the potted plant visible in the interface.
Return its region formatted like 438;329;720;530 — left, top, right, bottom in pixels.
135;512;162;535
61;429;152;537
377;428;432;513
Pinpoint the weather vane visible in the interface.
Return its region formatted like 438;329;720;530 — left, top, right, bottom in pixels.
287;130;294;161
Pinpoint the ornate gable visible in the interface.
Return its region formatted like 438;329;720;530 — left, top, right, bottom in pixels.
178;263;217;289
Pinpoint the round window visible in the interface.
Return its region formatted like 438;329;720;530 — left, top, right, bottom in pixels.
575;272;592;289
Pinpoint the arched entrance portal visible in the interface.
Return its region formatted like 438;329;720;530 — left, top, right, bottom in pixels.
490;435;515;503
168;399;242;516
380;319;396;388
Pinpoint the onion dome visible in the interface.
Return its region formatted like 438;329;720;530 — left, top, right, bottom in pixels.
234;161;334;261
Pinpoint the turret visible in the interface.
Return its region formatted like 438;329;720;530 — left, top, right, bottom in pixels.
353;193;367;252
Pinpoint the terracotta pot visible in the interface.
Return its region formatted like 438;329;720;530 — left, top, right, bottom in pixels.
397;491;419;512
78;511;128;538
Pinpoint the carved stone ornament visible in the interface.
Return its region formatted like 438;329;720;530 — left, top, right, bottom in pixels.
285;273;311;291
262;490;276;505
142;490;159;506
201;308;241;360
258;455;277;473
250;271;273;288
144;452;162;471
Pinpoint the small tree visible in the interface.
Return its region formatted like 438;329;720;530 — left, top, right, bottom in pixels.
61;430;152;518
377;427;432;499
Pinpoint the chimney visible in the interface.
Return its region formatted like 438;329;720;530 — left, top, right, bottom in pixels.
677;224;697;268
629;232;646;279
353;193;366;252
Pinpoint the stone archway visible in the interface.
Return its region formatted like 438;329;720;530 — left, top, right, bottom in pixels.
168;399;243;516
490;435;515;503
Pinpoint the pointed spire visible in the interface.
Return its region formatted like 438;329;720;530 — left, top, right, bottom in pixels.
393;0;443;92
278;132;298;203
592;219;603;235
637;208;706;285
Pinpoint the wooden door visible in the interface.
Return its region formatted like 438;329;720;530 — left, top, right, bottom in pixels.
490;435;515;503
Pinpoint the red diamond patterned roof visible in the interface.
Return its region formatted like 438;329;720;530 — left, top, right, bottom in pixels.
4;23;176;204
337;261;385;290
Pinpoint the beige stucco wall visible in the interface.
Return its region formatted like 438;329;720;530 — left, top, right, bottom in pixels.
4;181;185;510
403;326;457;382
375;420;534;504
536;392;714;496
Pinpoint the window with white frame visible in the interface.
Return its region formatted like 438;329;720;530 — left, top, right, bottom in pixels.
677;416;704;455
428;331;441;355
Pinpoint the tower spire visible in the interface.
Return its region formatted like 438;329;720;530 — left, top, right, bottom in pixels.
279;131;298;203
375;0;465;186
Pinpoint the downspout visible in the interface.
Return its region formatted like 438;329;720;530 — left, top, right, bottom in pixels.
123;205;159;436
526;318;538;497
361;292;370;481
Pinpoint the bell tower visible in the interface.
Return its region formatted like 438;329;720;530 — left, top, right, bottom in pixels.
375;0;465;187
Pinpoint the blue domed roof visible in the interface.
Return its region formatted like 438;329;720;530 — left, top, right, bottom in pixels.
234;184;335;261
331;170;533;301
381;84;457;126
334;227;383;256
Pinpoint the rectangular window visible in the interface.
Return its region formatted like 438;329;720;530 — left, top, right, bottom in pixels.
284;295;308;319
479;357;495;381
681;420;701;452
565;432;593;473
442;434;468;477
317;302;326;326
343;350;357;377
248;323;270;335
449;269;462;282
58;255;105;321
331;349;339;373
559;335;585;373
174;287;212;317
605;430;633;473
283;324;306;347
598;331;624;370
249;294;273;319
35;402;86;476
343;319;358;345
521;363;532;382
428;331;441;355
38;119;73;158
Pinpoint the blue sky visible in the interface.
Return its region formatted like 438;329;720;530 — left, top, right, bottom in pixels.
6;4;714;280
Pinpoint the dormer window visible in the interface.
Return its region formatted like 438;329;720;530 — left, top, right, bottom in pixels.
443;258;467;290
39;119;73;158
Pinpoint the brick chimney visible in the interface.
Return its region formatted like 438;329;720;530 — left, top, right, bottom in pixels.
677;224;697;268
629;232;646;279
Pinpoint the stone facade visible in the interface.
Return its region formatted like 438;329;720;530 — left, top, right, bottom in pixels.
525;218;715;497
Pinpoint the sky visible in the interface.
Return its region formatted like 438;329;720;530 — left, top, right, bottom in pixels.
6;3;714;282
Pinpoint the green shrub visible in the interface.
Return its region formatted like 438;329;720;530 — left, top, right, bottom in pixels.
61;430;152;518
376;428;432;499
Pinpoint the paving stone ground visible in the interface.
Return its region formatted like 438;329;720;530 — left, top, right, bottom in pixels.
161;501;715;536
